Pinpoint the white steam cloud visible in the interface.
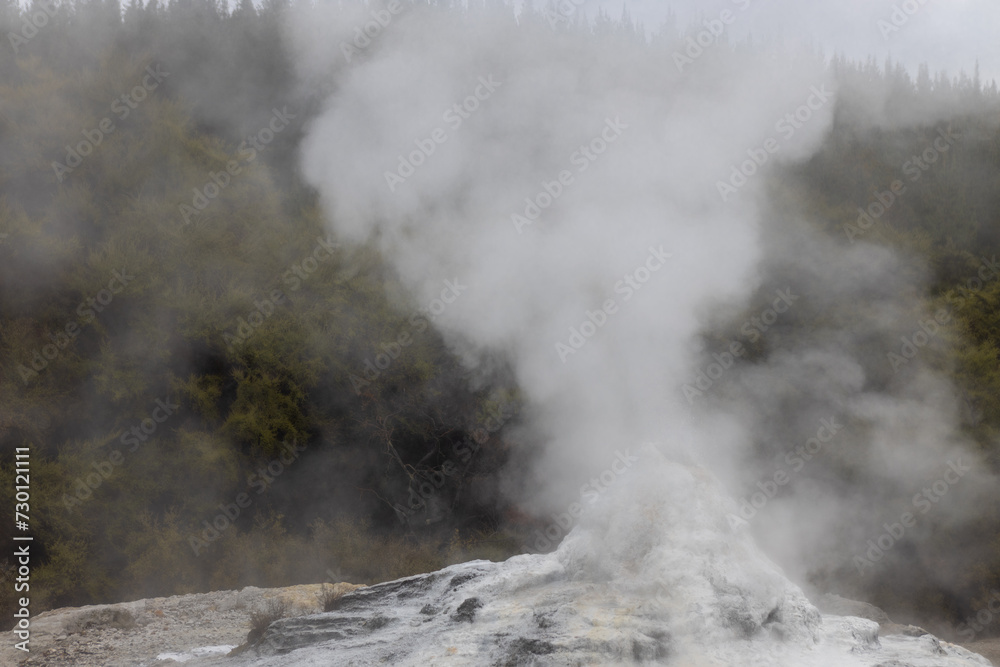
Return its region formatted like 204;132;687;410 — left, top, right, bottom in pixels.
288;0;996;613
291;3;834;507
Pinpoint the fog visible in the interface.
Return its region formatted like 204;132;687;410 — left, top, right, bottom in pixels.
590;0;1000;82
4;0;998;649
286;0;999;622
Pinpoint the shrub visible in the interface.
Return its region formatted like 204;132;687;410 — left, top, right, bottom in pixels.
320;584;346;612
247;596;288;644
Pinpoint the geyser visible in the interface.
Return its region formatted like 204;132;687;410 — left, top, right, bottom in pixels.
215;448;986;666
211;2;1000;665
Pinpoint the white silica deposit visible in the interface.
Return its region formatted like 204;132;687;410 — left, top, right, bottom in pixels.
192;447;990;667
158;644;239;663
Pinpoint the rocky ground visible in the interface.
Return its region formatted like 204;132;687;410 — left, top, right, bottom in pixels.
968;641;1000;666
1;582;364;666
2;581;996;666
814;594;999;666
4;460;995;666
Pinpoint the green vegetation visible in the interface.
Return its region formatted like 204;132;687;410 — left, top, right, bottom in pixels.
752;64;1000;628
0;1;526;621
0;0;997;640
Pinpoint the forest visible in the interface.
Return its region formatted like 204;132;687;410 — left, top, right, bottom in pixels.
0;0;999;642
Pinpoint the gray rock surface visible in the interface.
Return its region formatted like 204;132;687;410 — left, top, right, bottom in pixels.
193;455;992;667
815;593;894;625
5;455;993;666
0;583;361;666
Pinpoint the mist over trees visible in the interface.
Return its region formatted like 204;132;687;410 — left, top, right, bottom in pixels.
0;0;999;642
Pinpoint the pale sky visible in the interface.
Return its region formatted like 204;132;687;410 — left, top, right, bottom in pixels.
589;0;1000;84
